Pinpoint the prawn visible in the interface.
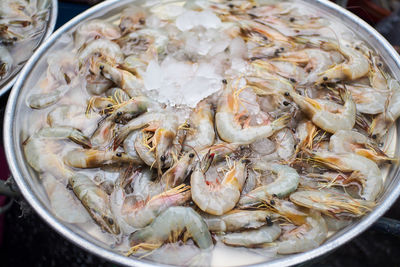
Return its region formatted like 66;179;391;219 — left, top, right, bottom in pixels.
191;154;248;215
183;101;215;151
277;211;327;254
64;149;141;168
289;88;356;133
241;162;299;200
69;173;120;235
74;19;121;48
128;207;213;254
310;150;383;201
221;224;281;247
329;130;394;163
204;210;279;232
216;79;290;144
290;189;375;218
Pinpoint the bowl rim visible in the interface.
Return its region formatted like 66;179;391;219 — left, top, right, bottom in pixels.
4;0;400;266
0;0;59;97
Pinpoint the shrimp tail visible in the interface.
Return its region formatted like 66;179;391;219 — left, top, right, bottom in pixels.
70;132;92;149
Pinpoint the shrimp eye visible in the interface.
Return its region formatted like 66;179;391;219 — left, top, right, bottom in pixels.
323;76;328;81
107;217;114;225
189;153;195;158
371;134;377;139
107;104;113;107
289;17;295;22
228;4;234;8
117;111;122;116
270;199;275;205
120;26;126;32
283;101;290;106
116;152;122;157
222;79;227;84
266;216;273;226
377;63;383;67
99;65;104;70
241;159;251;164
272;194;277;198
139;18;145;25
289;78;296;83
284;92;290;97
160;155;166;161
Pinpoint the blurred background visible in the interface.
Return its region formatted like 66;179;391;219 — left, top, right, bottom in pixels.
1;0;400;266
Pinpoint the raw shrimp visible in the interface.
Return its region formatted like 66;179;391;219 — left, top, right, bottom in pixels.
23;127;92;178
242;162;299;199
329;130;393;163
346;84;387;115
238;194;307;226
310;150;383;201
48;104;100;135
113;112;166;148
272;48;342;84
289;89;356;133
216;80;290;144
316;41;370;83
78;39;124;67
221;224;281;247
74;19;121;48
128;207;213;253
64;149;141;168
117;184;191;229
183;101;215;151
204;210;279;232
191;154;248;215
277;211;327;254
370;79;400;140
290;190;374;217
28;54;79;109
160;152;195;189
99;62;144;97
69;173;120;235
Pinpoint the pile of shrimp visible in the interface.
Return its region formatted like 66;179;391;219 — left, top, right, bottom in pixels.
0;0;51;81
22;0;400;265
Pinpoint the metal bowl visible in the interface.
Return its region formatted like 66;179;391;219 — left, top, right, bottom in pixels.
4;0;400;266
0;0;58;97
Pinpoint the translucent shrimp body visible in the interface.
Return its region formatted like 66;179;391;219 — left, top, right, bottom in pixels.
69;173;120;235
290;190;375;217
191;157;248;215
317;42;369;83
311;151;383;201
129;207;213;250
204;210;279;232
24;127;91;177
277;211;327;254
183;101;215;151
216;80;290;144
221;224;281;247
290;90;356;134
74;19;121;48
64;149;140;168
119;185;191;229
242;162;299;200
329;130;391;163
